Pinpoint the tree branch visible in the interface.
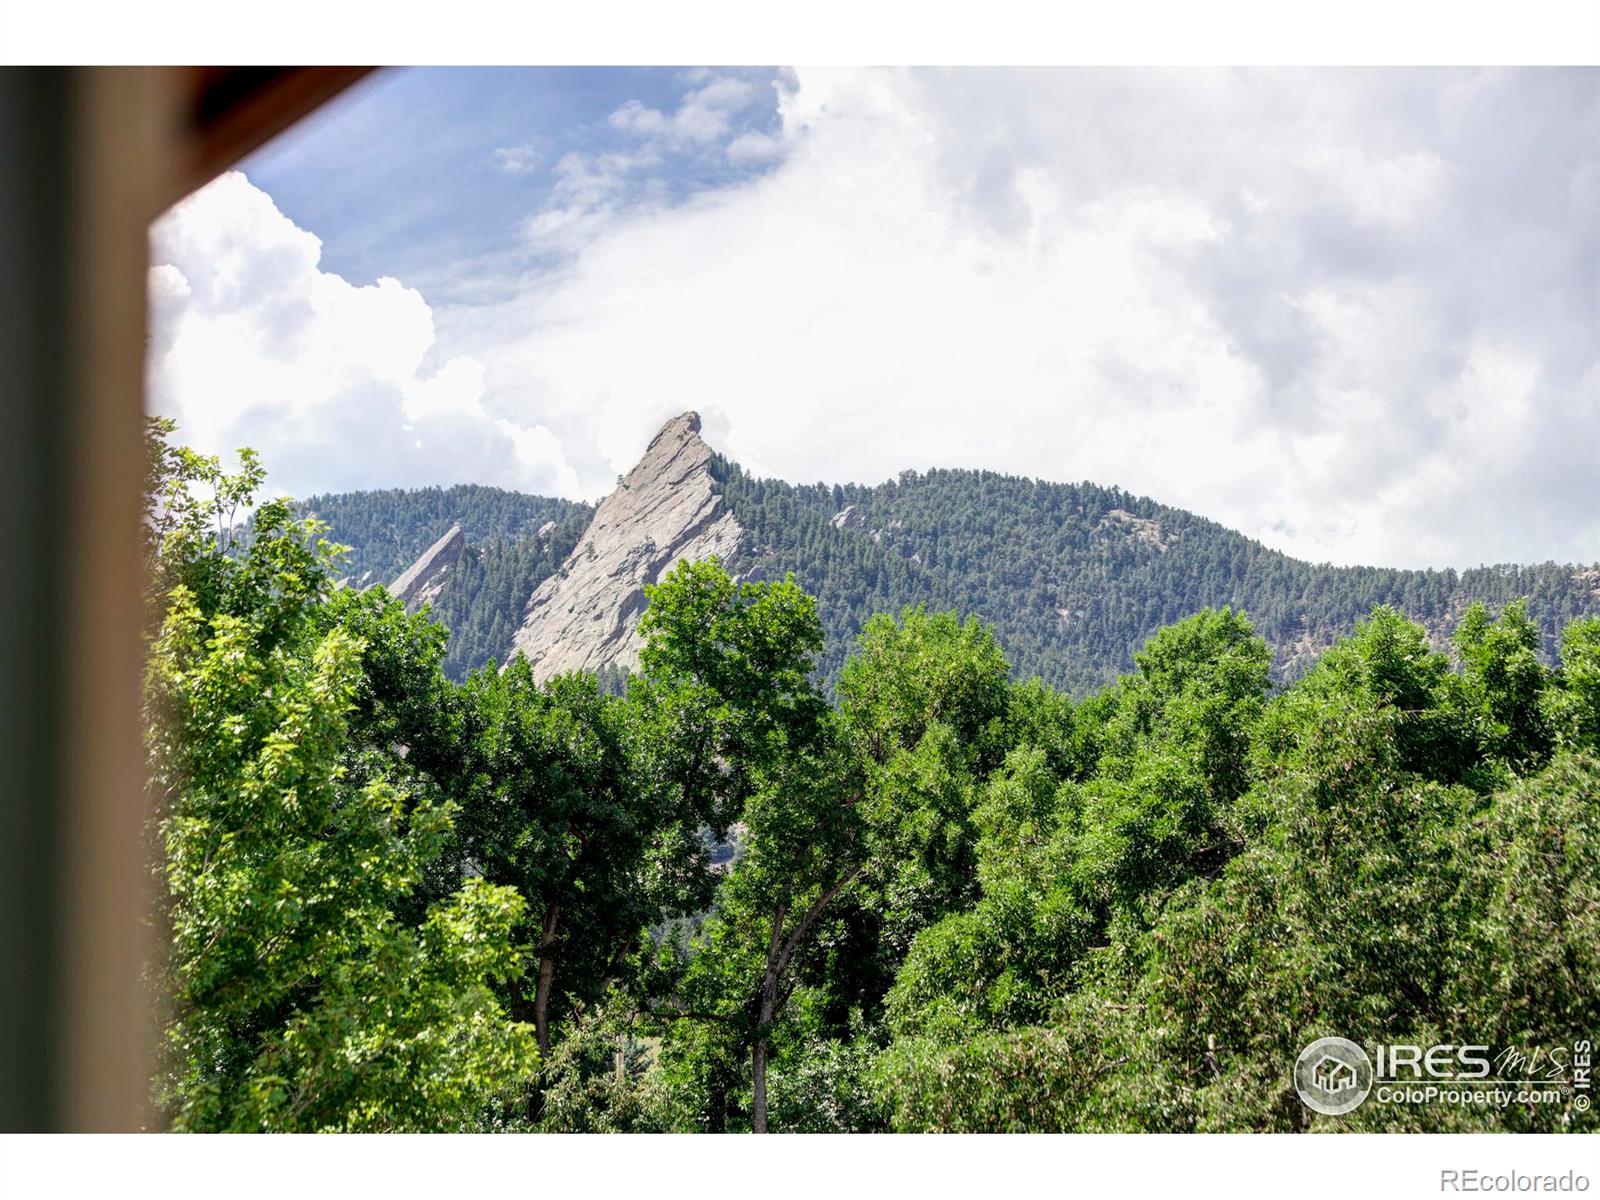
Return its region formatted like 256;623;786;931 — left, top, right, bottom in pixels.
775;861;863;982
644;1003;742;1028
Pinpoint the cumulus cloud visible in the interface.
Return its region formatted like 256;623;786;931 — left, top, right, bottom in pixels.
153;70;1597;571
430;67;1597;569
512;72;783;263
607;100;669;137
725;130;786;163
493;142;542;174
146;171;581;502
607;75;760;148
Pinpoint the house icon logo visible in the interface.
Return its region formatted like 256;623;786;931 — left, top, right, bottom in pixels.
1294;1037;1373;1115
1312;1054;1357;1093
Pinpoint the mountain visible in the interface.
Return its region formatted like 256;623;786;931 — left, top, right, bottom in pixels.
300;483;591;583
298;483;593;681
507;412;743;680
714;457;1600;695
388;522;464;610
305;413;1600;695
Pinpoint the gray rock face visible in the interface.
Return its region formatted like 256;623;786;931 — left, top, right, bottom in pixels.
507;411;742;681
389;522;465;611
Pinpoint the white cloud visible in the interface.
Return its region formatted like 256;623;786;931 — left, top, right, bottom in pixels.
154;70;1598;572
431;67;1598;569
518;73;784;262
146;171;581;504
492;142;542;174
1297;143;1447;226
672;76;757;142
607;99;668;137
726;130;786;163
606;74;761;149
517;149;664;256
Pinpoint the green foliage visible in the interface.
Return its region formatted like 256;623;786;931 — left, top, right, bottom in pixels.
1547;617;1600;753
448;659;673;1060
838;608;1013;966
634;558;830;834
145;428;536;1131
1456;599;1553;768
533;1000;662;1133
875;1017;1146;1133
1450;753;1600;1052
633;560;852;1131
1073;608;1270;912
764;1007;888;1133
840;608;1011;765
146;424;1598;1134
875;604;1598;1133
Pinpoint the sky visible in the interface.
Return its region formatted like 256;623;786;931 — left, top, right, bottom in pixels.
145;67;1600;569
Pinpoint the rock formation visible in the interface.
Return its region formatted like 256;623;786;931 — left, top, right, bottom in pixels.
389;522;465;611
507;412;742;681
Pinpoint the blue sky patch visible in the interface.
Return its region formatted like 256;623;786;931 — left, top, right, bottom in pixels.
244;66;790;302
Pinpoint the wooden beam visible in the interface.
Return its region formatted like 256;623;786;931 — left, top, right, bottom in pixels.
169;66;376;207
0;63;375;1130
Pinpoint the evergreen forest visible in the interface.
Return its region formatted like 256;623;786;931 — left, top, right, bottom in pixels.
297;458;1597;696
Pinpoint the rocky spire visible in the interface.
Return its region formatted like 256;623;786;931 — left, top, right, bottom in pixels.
389;522;465;611
506;412;743;681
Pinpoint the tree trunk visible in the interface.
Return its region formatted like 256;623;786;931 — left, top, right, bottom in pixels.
534;905;559;1056
751;1035;770;1134
752;908;784;1134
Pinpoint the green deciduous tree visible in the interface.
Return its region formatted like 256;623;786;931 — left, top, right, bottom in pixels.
450;660;647;1057
145;429;536;1130
1546;617;1600;753
636;559;867;1132
1456;599;1553;770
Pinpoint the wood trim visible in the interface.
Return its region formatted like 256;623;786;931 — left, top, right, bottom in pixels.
169;66;376;207
1;64;378;1131
56;66;177;1132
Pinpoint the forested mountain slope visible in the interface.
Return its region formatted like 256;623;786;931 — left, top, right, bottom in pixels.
714;458;1599;695
298;484;591;584
296;485;594;680
297;416;1599;694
